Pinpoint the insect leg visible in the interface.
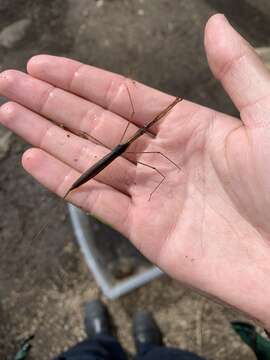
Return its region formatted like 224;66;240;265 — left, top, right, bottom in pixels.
118;82;136;144
125;81;135;120
60;124;105;147
126;151;181;171
136;160;166;201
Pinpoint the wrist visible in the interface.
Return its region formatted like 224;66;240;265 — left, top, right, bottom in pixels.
208;239;270;331
166;233;270;331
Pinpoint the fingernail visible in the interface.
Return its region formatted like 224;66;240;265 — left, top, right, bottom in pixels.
220;13;230;24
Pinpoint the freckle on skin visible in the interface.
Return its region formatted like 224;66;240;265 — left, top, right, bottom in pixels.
0;72;11;81
1;103;13;120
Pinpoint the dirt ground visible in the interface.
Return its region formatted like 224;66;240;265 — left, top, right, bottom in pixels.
1;1;270;359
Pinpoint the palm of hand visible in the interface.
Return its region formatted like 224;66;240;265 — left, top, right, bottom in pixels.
131;102;268;282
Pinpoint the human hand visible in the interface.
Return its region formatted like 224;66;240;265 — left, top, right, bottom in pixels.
1;14;270;329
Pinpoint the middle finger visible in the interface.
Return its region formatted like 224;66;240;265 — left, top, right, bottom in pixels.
0;70;152;151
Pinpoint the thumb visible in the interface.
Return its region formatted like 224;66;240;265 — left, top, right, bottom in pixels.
204;14;270;129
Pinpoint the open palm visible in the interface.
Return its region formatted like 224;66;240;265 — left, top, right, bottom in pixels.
1;14;270;329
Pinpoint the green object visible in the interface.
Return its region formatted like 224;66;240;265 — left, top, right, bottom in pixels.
14;335;34;360
232;322;270;360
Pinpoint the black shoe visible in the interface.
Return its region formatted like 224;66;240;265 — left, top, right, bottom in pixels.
132;311;163;352
84;299;112;339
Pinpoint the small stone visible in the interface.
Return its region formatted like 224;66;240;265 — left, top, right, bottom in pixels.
96;0;104;8
82;9;89;17
167;22;174;33
108;258;136;279
63;242;75;254
137;8;145;16
0;18;31;48
60;213;67;222
0;127;12;160
103;39;110;47
256;47;270;70
79;24;86;34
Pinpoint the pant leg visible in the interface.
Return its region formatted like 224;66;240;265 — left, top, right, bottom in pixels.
54;335;128;360
135;344;207;360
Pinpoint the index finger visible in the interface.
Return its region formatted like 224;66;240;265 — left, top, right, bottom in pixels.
27;55;175;128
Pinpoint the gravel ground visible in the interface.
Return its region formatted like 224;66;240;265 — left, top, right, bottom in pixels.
1;1;270;359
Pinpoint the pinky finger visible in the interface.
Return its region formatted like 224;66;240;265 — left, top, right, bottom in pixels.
22;148;132;238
